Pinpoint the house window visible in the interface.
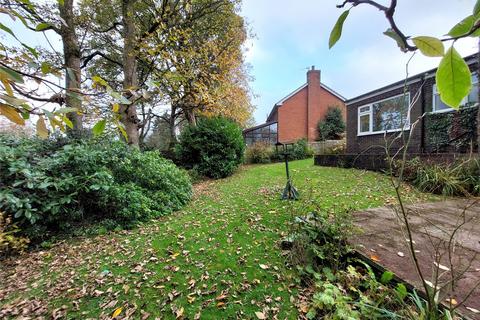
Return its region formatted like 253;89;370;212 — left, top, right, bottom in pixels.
358;106;371;134
433;73;479;112
357;93;410;136
243;122;278;145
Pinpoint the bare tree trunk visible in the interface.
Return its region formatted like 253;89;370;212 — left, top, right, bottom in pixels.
184;108;196;126
121;0;140;147
168;105;178;150
59;0;83;133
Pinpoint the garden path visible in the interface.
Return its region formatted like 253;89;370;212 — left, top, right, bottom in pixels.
352;199;480;319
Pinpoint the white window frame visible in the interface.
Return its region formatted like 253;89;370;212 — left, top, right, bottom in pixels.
358;106;371;135
432;73;479;113
357;93;411;136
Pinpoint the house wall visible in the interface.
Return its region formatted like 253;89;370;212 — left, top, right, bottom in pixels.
277;86;346;143
277;87;308;142
346;59;479;155
346;80;425;154
277;69;346;143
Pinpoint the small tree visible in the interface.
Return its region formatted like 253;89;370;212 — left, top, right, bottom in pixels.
317;106;346;141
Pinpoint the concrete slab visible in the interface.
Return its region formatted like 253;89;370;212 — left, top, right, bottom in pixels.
351;199;480;319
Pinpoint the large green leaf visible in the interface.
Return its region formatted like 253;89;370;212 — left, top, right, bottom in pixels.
0;22;16;38
474;0;480;15
35;22;51;31
92;119;107;136
448;15;474;37
383;28;406;51
412;36;444;57
329;10;349;49
436;46;472;109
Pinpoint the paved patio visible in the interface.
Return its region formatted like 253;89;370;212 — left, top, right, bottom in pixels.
351;199;480;319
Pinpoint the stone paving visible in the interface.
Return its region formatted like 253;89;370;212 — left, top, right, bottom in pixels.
351;199;480;319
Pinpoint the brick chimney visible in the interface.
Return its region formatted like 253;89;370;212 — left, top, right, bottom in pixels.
307;66;321;141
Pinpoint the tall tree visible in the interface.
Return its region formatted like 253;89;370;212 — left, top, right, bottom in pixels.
0;0;96;135
58;0;83;132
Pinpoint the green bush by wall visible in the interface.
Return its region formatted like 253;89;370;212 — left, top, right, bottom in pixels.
245;138;314;164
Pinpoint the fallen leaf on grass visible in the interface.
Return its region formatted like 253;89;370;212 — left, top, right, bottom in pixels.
216;294;228;301
434;262;450;271
259;264;269;270
299;303;309;313
255;311;267;319
466;307;480;313
112;307;123;318
175;307;184;319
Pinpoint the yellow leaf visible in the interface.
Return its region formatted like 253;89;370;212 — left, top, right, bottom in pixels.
1;78;13;96
112;103;119;113
36;116;48;139
175;307;184;319
112;306;123;318
0;103;25;125
62;116;73;129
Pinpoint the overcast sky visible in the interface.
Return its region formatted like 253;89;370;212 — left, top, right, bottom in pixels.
241;0;479;125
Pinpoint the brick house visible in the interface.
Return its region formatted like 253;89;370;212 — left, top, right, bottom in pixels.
243;67;346;145
346;53;479;155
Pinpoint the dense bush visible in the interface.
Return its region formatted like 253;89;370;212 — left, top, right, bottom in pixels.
176;117;245;178
270;139;314;162
245;142;273;164
290;138;314;160
0;135;192;242
399;157;480;196
245;139;314;164
317;106;346;141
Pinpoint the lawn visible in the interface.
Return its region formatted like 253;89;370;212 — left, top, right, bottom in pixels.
0;159;434;319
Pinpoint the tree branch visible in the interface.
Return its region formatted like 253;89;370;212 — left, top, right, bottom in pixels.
81;51;123;68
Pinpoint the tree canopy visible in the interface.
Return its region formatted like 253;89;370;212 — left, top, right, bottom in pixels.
0;0;254;146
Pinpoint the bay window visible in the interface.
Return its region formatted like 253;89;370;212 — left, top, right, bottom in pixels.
357;93;410;135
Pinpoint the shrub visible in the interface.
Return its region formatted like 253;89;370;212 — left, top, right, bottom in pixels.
289;207;355;271
0;135;192;242
290;138;314;160
399;157;480;196
317;106;346;141
1;211;29;257
268;139;314;162
176;117;245;179
245;142;274;164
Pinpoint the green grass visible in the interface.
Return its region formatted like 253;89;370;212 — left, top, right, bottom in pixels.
0;159;434;319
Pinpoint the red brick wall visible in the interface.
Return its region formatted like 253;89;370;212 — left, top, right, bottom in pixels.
277;76;346;143
309;87;346;141
277;85;346;142
278;87;308;142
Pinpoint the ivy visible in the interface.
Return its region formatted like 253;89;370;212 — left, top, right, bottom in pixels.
425;104;478;153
